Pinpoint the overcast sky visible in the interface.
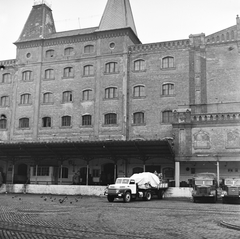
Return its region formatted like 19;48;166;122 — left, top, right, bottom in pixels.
0;0;240;61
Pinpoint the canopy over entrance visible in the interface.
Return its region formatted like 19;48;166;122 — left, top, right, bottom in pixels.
0;140;174;161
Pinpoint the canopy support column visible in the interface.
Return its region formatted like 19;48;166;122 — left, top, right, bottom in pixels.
175;161;180;187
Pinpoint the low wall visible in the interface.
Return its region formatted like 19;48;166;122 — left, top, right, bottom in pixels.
0;184;193;198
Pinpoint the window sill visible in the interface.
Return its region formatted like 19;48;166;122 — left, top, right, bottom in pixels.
160;67;176;71
132;96;146;99
18;104;32;106
22;79;34;82
132;69;147;73
0;128;7;131
0;105;10;108
80;125;93;128
42;78;55;81
0;82;12;85
61;102;73;104
132;123;146;126
18;128;30;130
160;94;176;98
104;72;119;75
103;97;119;101
60;126;72;129
102;124;118;127
40;127;52;129
62;76;75;80
42;102;54;105
82;74;95;78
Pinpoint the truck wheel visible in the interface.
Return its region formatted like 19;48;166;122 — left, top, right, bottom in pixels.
145;191;152;201
107;195;114;202
123;192;131;203
158;190;164;199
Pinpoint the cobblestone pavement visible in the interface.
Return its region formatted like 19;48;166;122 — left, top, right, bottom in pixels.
0;193;239;239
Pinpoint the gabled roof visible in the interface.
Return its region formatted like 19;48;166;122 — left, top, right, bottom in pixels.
98;0;137;36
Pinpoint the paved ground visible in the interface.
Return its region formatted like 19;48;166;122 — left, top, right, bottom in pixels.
0;193;239;239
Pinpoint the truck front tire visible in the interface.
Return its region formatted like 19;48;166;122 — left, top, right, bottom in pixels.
123;192;131;203
107;195;114;202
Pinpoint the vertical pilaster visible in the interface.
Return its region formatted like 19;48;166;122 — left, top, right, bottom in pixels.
175;161;180;187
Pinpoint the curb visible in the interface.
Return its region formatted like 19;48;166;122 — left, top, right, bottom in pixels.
219;221;240;231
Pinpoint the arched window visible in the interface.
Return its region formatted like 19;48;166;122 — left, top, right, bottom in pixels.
2;73;11;83
216;36;220;42
105;87;117;99
133;112;144;125
82;89;93;101
104;113;117;125
19;118;29;128
64;47;74;56
42;117;51;127
105;62;117;73
59;167;69;178
43;92;53;104
84;45;94;53
162;57;174;68
133;85;145;97
45;49;54;58
22;71;33;81
162;110;173;123
231;30;235;40
63;67;74;78
44;69;54;79
226;32;229;40
221;34;225;41
20;93;31;104
134;59;145;71
0;96;10;107
61;116;71;127
0;114;7;129
162;83;174;95
82;115;92;126
62;91;73;103
83;65;94;76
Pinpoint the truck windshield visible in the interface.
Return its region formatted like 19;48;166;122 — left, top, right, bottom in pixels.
234;180;240;186
195;180;213;186
115;178;129;184
225;179;234;185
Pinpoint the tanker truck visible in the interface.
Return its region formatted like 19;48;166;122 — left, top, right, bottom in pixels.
106;172;168;203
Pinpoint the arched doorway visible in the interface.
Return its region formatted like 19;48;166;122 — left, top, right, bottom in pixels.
16;163;28;184
101;163;115;185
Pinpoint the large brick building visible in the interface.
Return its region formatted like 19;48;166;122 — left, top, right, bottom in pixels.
0;0;239;187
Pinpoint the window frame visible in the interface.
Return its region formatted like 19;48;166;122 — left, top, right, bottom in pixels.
162;83;175;96
45;49;54;58
105;87;118;99
44;69;54;80
82;89;93;101
61;115;72;127
43;92;53;104
42;116;51;128
20;93;32;105
64;47;74;56
0;114;7;129
0;96;10;107
133;112;145;125
162;56;175;69
133;59;146;72
83;65;94;76
82;115;92;126
63;67;74;78
162;110;173;124
104;113;117;125
62;91;73;103
84;45;94;54
2;73;11;84
22;70;33;82
19;117;30;129
133;85;146;98
105;62;118;74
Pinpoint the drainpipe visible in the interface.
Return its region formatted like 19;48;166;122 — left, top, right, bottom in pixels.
86;163;89;185
11;163;15;184
216;160;220;187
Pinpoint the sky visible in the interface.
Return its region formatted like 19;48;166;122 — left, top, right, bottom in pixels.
0;0;240;61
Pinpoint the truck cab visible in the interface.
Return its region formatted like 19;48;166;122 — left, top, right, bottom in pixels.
107;177;137;202
221;177;240;203
192;172;218;203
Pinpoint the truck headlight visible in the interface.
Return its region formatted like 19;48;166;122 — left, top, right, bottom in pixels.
210;190;216;196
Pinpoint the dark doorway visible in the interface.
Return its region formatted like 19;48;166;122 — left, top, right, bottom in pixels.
101;163;114;185
16;164;28;183
145;165;161;174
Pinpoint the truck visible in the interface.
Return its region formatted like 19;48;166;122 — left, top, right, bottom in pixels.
221;177;240;203
191;172;218;203
106;172;168;203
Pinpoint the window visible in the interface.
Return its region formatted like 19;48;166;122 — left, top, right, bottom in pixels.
162;57;174;69
62;91;73;103
33;166;49;176
59;167;68;178
42;117;51;127
104;113;117;125
105;62;117;74
82;89;93;101
82;115;92;126
43;92;53;104
2;73;11;83
0;96;10;107
134;60;145;71
0;115;7;129
22;71;33;81
19;118;29;128
162;83;174;95
63;67;74;78
20;93;31;104
133;112;144;125
83;65;94;76
84;45;94;53
64;47;74;56
133;85;145;97
105;87;117;99
162;110;173;123
61;116;71;127
44;69;54;80
92;169;100;177
46;50;54;58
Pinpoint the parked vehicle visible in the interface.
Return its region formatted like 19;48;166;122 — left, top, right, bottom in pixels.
221;177;240;203
191;172;218;203
106;172;168;203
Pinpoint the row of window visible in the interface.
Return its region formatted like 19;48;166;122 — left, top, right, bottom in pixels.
0;111;173;130
0;57;175;83
0;83;175;106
